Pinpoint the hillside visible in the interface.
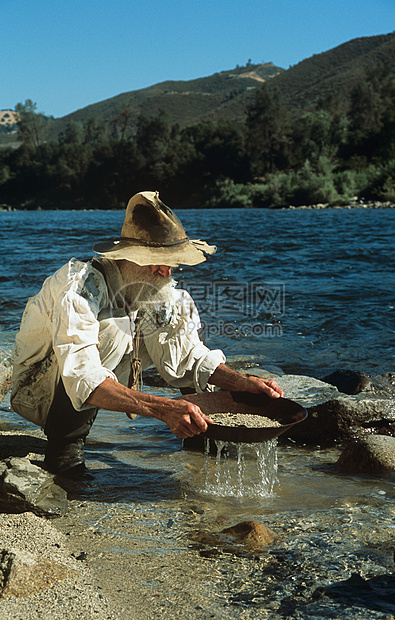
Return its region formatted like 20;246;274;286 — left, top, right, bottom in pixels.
43;31;395;141
269;32;395;109
44;62;283;141
4;31;395;147
1;32;394;210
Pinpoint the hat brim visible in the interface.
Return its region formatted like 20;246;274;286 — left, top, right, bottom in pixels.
92;238;216;267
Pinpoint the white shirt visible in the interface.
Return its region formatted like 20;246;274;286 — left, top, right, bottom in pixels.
12;258;225;415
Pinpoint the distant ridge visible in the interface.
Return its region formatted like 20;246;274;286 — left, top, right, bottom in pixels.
45;63;283;140
269;32;395;108
8;31;395;144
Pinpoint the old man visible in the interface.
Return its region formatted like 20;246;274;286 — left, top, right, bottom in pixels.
11;191;283;477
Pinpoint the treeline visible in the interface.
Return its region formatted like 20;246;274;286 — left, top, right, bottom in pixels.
1;63;395;209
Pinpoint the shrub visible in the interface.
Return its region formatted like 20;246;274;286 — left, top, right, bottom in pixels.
207;179;254;208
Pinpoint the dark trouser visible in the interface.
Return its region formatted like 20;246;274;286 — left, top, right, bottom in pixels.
44;378;98;443
43;378;98;473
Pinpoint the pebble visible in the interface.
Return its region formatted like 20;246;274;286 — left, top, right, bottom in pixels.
210;413;281;428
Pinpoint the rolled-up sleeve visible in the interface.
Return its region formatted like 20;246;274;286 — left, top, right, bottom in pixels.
51;265;117;411
141;289;225;392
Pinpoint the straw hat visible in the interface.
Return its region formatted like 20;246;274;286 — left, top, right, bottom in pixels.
93;191;216;266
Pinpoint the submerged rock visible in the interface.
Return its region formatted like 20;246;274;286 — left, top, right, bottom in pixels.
192;520;278;554
221;520;278;550
0;457;68;518
337;435;395;475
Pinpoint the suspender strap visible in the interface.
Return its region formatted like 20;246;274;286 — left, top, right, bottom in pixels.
91;259;143;393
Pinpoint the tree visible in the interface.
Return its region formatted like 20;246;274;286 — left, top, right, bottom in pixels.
343;61;395;160
291;110;338;167
58;120;85;145
110;105;136;142
180;120;249;186
83;117;108;144
15;100;46;151
246;85;290;175
134;112;172;186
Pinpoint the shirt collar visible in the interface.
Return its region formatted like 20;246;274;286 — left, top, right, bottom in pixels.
99;258;126;308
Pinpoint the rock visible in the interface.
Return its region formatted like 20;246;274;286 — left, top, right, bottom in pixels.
184;374;394;448
337;435;395;475
372;372;395;394
221;521;278;550
143;357;283;388
227;355;283;376
0;512;113;616
191;520;278;552
0;547;77;598
0;457;68;518
242;367;282;380
0;431;46;461
275;375;395;446
183;372;395;448
0;363;12;404
322;369;373;395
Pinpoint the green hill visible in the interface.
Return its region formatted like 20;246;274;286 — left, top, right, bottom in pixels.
43;31;395;141
44;63;283;141
4;31;395;147
1;32;395;209
269;32;395;109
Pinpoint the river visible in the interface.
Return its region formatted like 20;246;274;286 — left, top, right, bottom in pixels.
0;207;394;618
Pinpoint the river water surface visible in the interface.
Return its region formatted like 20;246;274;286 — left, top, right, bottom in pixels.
0;207;394;618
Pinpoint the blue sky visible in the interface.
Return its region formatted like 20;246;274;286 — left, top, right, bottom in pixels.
2;0;394;118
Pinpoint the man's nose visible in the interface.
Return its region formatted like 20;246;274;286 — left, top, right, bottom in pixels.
156;265;172;278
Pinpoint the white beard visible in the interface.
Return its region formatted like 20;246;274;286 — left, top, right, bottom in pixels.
118;262;176;312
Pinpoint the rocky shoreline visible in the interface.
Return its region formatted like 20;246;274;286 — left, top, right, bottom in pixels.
1;199;395;212
287;199;395;210
0;368;394;618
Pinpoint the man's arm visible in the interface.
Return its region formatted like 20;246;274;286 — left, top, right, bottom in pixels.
86;377;212;439
208;363;284;398
86;362;284;439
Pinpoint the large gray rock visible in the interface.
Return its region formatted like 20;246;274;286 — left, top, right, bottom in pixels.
337;435;395;474
0;457;68;518
245;373;395;446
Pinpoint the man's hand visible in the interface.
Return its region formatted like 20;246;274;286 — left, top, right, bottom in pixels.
86;377;212;438
209;363;284;399
156;398;213;438
87;365;285;441
239;375;284;399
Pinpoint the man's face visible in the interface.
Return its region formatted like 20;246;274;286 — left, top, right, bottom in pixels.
118;261;172;282
150;265;172;278
117;261;174;309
